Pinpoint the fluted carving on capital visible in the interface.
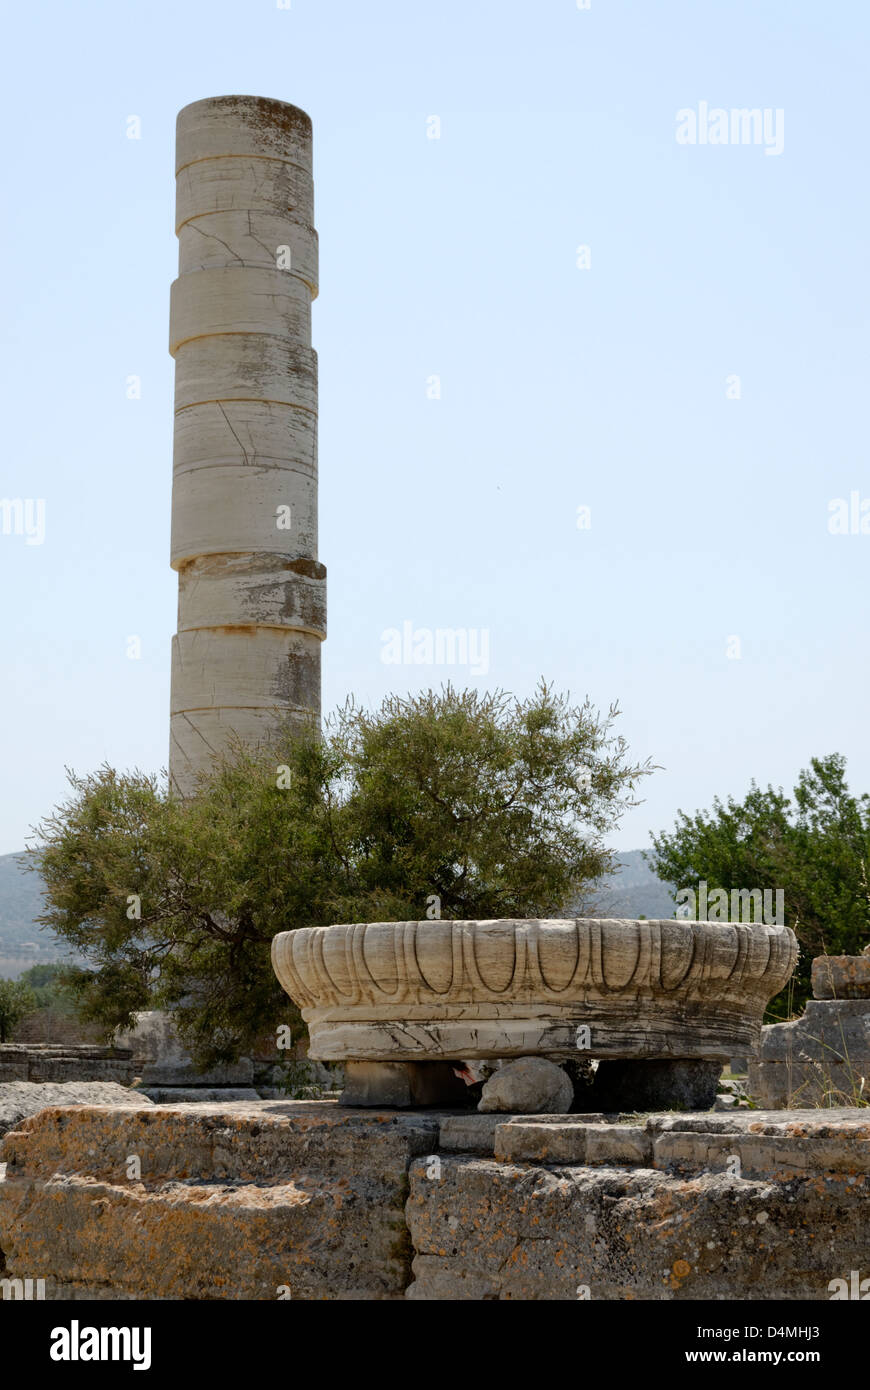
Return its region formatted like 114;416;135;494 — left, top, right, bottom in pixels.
272;918;798;1013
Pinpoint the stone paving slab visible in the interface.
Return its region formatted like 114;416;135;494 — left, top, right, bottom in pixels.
0;1082;152;1140
491;1108;870;1174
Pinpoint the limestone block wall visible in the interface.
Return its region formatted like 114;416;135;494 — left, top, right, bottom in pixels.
169;96;325;796
0;1044;135;1086
1;1103;868;1300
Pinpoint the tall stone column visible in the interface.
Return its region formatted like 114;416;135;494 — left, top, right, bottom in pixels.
169;96;325;796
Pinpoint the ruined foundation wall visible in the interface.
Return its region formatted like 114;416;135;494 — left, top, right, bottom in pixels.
0;1045;134;1086
1;1103;867;1300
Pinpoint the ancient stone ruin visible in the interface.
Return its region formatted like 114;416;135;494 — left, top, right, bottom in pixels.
168;95;325;797
1;95;868;1304
114;1011;258;1103
750;950;870;1108
1;1101;868;1300
0;1045;134;1087
273;917;797;1111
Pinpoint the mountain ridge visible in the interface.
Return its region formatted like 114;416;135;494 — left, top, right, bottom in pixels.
0;847;676;978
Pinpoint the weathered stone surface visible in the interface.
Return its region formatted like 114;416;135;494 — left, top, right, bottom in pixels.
255;1086;341;1101
114;1010;178;1066
176;553;325;639
168;95;325;798
0;1102;438;1299
478;1058;573;1114
812;954;870;1000
487;1108;870;1174
115;1011;253;1087
0;1083;152;1139
0;1061;27;1083
339;1061;469;1109
170;628;320;719
273;919;797;1063
749;1059;867;1108
758;999;870;1062
651;1121;870;1179
495;1120;600;1165
172;465;319;566
174;95;314;173
3;1102;867;1300
172;340;316;417
0;1045;134;1086
139;1087;260;1103
747;997;870;1108
438;1114;505;1153
140;1061;254;1087
591;1058;722;1112
409;1109;870;1299
405;1152;869;1300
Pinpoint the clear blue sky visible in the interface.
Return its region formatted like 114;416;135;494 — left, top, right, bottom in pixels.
2;0;867;857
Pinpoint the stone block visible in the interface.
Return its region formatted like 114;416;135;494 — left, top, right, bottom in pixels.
0;1045;134;1086
812;955;870;1000
0;1102;438;1300
748;995;870;1107
27;1057;135;1085
117;1012;255;1089
0;1082;152;1140
4;1100;869;1300
478;1058;573;1114
496;1108;870;1178
758;1000;870;1063
175;95;314;174
140;1060;254;1088
584;1124;651;1167
169;265;311;354
438;1115;503;1153
405;1151;870;1300
494;1121;590;1164
140;1087;261;1103
749;1058;867;1109
0;1062;28;1083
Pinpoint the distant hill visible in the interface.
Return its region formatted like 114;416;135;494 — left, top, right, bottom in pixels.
591;849;677;919
0;845;676;978
0;851;74;979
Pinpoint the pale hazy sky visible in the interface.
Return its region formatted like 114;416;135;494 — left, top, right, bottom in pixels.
1;0;867;856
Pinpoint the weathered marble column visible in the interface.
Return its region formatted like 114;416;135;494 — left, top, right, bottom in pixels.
169;95;325;796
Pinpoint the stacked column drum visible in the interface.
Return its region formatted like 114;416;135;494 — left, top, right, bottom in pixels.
169;95;325;796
